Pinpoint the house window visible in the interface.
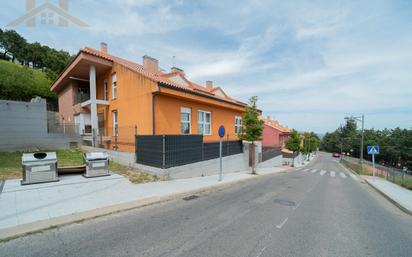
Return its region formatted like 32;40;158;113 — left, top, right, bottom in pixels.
104;80;108;101
181;107;191;134
235;116;242;134
198;110;211;135
111;73;117;99
112;110;118;136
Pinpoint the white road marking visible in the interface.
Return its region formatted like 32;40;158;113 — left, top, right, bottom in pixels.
340;172;347;178
330;171;336;177
303;168;310;172
311;169;318;173
320;170;327;176
296;168;303;171
349;173;359;181
276;217;289;229
256;246;267;257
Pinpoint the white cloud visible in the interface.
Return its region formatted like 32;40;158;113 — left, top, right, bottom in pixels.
1;0;411;132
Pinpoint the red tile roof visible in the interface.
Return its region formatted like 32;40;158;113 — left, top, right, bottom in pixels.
81;47;246;107
262;117;291;133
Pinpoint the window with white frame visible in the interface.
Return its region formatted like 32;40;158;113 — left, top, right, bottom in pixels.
112;110;118;136
235;116;242;134
103;79;108;101
180;107;191;134
111;73;117;99
198;110;211;135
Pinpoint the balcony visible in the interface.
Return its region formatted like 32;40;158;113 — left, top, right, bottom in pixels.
74;92;90;105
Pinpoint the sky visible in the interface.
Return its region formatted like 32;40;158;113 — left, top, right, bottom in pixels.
1;0;412;133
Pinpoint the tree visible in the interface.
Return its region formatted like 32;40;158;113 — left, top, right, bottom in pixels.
285;129;302;166
0;30;26;62
321;122;412;170
239;96;264;174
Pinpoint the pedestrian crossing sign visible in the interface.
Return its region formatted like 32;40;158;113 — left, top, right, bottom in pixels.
367;145;379;155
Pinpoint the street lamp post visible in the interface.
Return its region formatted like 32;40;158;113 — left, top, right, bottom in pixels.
345;114;365;164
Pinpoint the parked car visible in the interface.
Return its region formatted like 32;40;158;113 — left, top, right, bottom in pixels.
332;153;340;158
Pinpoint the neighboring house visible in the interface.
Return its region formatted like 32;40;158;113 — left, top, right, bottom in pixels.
261;117;291;148
50;43;247;151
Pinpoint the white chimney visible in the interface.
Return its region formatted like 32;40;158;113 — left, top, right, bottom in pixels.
100;42;108;53
206;80;213;90
143;55;159;73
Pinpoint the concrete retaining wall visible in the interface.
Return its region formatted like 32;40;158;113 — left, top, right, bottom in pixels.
83;142;284;180
0;100;81;152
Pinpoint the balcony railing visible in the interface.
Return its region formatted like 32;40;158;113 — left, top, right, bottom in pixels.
74;93;90;105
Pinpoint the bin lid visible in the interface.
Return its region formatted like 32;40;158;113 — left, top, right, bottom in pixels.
22;152;57;163
84;152;109;160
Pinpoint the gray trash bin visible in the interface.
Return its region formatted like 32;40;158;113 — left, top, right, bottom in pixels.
21;152;59;185
83;152;110;178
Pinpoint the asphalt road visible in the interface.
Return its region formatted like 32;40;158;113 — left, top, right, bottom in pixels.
1;152;412;257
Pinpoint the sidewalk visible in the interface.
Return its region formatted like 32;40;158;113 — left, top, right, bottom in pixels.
362;176;412;215
0;166;290;240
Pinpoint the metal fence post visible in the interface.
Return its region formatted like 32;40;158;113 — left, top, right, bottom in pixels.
402;167;405;186
114;125;118;151
201;141;204;161
92;128;96;147
162;135;166;169
226;134;229;156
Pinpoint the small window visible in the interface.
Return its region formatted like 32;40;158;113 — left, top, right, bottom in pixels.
180;107;191;134
103;80;108;101
235;116;242;134
198;110;211;135
111;73;117;99
112;110;118;136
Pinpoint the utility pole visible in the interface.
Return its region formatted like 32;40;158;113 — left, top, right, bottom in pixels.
360;114;364;164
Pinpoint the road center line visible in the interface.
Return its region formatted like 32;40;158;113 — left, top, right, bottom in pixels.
276;217;289;229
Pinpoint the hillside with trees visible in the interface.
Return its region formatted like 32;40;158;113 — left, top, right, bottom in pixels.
321;119;412;169
0;29;72;103
0;60;56;102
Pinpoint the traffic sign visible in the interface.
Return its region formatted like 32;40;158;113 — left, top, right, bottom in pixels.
218;125;225;138
367;145;379;155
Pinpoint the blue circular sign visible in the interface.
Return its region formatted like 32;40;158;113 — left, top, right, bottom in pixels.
218;125;225;138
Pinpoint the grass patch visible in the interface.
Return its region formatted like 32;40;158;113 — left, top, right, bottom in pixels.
0;149;158;184
109;161;159;184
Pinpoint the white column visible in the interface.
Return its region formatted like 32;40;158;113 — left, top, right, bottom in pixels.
89;65;98;137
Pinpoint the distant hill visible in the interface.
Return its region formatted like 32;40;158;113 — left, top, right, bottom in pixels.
0;60;56;103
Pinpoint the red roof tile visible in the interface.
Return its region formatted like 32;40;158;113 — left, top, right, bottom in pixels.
262;117;291;133
81;47;246;107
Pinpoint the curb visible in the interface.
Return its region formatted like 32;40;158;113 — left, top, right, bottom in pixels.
339;161;412;215
0;168;290;242
363;179;412;216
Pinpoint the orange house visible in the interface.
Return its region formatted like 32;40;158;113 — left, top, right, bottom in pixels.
51;43;247;151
